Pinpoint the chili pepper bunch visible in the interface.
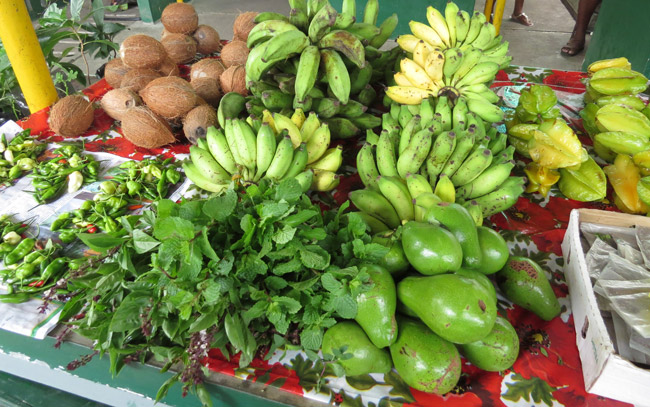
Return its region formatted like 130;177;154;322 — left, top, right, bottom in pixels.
30;144;100;204
107;157;182;201
0;131;46;185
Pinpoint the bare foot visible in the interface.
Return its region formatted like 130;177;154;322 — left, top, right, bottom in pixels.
510;13;533;26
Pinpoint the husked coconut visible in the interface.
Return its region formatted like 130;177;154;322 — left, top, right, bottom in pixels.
158;57;180;77
191;77;221;107
190;59;225;82
220;65;248;96
104;58;129;88
193;25;221;54
233;12;258;42
100;88;142;121
161;3;198;34
121;106;176;149
220;40;249;68
121;69;162;92
49;95;95;137
120;35;166;69
161;33;197;64
183;105;217;144
140;76;197;120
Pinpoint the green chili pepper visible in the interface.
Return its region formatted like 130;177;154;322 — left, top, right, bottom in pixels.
100;181;117;195
51;212;71;231
24;250;44;264
15;262;37;279
59;231;77;244
8;165;21;180
0;243;15;254
120;161;136;169
37;182;66;203
67;258;86;270
103;217;118;233
41;257;67;282
80;200;93;211
128;168;137;178
126;180;141;196
87;161;99;176
4;238;35;265
165;168;181;184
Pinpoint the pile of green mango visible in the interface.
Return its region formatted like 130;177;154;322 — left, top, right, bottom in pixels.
323;202;561;394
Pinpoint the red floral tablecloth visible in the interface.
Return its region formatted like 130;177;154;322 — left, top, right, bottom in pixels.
16;66;631;407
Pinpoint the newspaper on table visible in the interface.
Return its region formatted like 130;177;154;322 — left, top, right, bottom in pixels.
0;121;191;339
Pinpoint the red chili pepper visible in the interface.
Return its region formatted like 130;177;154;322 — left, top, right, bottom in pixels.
58;159;67;164
87;225;97;233
28;280;45;287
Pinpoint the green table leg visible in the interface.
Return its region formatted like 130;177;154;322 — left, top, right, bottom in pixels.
137;0;176;23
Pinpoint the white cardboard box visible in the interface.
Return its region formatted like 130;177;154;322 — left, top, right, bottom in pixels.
562;209;650;406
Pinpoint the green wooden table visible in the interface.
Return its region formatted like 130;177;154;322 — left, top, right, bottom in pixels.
0;327;321;407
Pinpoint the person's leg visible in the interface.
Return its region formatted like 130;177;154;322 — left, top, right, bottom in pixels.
511;0;533;26
561;0;602;55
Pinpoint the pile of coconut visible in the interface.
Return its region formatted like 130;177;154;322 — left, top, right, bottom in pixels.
49;4;258;148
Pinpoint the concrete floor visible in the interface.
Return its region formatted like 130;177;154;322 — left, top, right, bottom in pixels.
81;0;592;82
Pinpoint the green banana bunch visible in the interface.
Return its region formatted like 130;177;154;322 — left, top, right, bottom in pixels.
386;3;509;124
244;0;400;140
355;99;522;225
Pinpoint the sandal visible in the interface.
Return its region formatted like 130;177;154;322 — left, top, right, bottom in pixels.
561;36;585;56
510;13;533;26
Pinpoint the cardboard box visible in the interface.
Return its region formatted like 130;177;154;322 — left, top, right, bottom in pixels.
562;209;650;406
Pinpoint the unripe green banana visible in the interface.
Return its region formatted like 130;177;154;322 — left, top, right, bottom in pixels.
312;169;340;191
206;126;237;174
452;97;469;130
349;63;373;94
307;145;343;172
463;11;486;46
406;173;434;199
349;189;401;229
346;22;381;42
440;129;475;178
377;129;399;177
435;96;453;131
357;84;377;106
349;113;381;129
282;143;309;180
377;175;414;222
397;127;433;178
189;146;231;183
433;174;455;203
307;0;327;18
254;123;277;181
295;46;321;102
289;7;309;31
325;117;360;139
398;114;422;155
413;191;442;222
426;130;457;182
472;176;525;217
246;20;299;48
294;169;314;192
265;135;295;181
363;0;379;25
369;13;399;49
305;123;331;164
487;132;508;155
313;97;341;119
319;30;366;69
357;143;380;191
261;90;294;111
462;200;483;226
308;3;338;43
339;100;368;118
254;12;290;24
321;49;351;105
450;148;493;186
455;10;470;44
443;48;464;79
333;12;355;30
467;97;505;123
355;211;390;234
183;162;229;194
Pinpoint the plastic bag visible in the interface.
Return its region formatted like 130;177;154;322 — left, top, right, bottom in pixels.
636;226;650;269
585;238;617;281
600;279;650;338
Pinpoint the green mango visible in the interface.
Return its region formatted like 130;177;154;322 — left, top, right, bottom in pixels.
322;321;393;376
355;263;398;348
496;257;561;321
475;226;509;275
558;156;607;202
454;268;497;305
397;274;497;344
389;318;461;394
460;315;520;371
372;234;409;278
425;202;482;269
401;221;462;275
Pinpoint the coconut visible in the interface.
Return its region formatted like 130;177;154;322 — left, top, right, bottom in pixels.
158;57;180;77
161;33;197;64
100;88;142;121
104;58;129;89
120;106;176;149
220;65;248;96
119;35;166;69
233;12;258;42
183;105;218;144
220;40;249;68
190;59;225;82
191;77;222;107
161;3;198;34
121;69;162;92
140;76;197;120
193;25;221;54
49;95;95;137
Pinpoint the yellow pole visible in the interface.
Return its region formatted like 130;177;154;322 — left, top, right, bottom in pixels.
0;0;58;113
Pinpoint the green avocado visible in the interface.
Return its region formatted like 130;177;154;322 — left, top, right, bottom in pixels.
389;318;461;394
355;263;398;348
322;321;393;376
475;226;510;274
425;202;483;269
454;268;497;305
397;274;496;344
460;315;520;371
401;221;462;275
496;257;561;321
372;234;410;278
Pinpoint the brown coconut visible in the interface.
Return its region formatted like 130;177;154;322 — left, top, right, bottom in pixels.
220;65;248;96
183;105;218;144
233;12;258;42
104;58;129;89
193;25;221;54
120;106;176;149
191;77;222;107
140;76;197;120
161;33;197;64
158;57;180;77
49;95;95;137
100;88;142;121
119;35;166;69
121;69;162;92
220;40;249;68
190;59;225;82
161;3;198;34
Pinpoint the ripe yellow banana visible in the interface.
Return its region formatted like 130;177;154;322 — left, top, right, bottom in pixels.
401;58;435;90
386;86;434;105
409;20;445;48
426;6;450;47
397;34;421;53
